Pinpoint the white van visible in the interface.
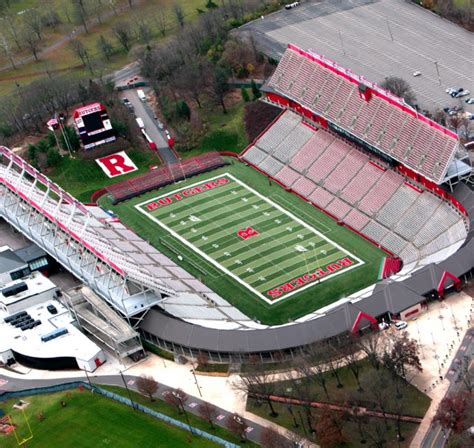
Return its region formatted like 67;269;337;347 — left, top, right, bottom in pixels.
135;117;145;129
137;89;146;102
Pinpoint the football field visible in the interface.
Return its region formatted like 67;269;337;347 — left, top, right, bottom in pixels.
136;173;363;304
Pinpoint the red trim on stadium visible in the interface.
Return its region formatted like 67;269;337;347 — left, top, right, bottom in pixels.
287;44;458;140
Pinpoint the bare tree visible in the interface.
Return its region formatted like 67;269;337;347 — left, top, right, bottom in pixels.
225;413;248;442
357;331;383;370
380;76;417;105
237;366;279;417
164;388;188;414
70;38;93;74
113;21;132;51
315;411;346;447
173;3;185;28
72;0;90;33
359;369;394;428
136;375;159;401
197;401;218;429
23;9;44;41
21;29;40;61
154;10;168;37
96;35;114;60
259;426;289;448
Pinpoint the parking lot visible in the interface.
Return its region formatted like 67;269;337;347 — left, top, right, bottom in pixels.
241;0;474;113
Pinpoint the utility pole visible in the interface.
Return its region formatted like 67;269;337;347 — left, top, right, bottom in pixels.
120;371;137;411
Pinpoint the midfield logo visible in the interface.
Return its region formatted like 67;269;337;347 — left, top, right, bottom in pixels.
237;226;259;240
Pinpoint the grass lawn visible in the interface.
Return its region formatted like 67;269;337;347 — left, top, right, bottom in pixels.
99;159;386;325
47;149;161;203
246;359;431;447
182;101;248;158
100;385;258;447
0;389;221;448
0;0;204;96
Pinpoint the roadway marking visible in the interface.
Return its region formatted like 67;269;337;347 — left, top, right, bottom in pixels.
188;402;198;408
127;379;135;385
216;414;226;421
0;379;8;386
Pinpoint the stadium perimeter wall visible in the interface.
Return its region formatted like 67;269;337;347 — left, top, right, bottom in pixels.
139;183;473;363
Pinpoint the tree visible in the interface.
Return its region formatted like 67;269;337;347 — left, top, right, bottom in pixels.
70;39;93;74
113;21;132;52
23;9;44;41
251;79;261;100
359;369;394;428
315;411;346;447
164;388;188;414
21;29;40;61
206;0;218;9
449;113;467;134
136;20;152;44
209;65;230;113
72;0;90;33
225;413;248;442
339;337;363;391
46;147;62;167
236;365;279;417
241;86;250;102
173;3;185;28
96;35;114;60
197;401;218;429
385;332;422;380
136;375;159;401
434;392;471;433
357;331;383;370
154;10;168;37
380;76;416;105
259;426;289;448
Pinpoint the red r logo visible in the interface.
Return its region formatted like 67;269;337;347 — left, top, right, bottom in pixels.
237;227;259;240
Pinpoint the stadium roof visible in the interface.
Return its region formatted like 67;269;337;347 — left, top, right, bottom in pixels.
267;45;461;185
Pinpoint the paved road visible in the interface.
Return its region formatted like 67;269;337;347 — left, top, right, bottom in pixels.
121;88;179;165
240;0;474;113
0;372;271;446
421;327;474;448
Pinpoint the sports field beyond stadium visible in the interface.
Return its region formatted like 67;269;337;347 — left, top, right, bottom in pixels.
101;160;386;324
136;173;363;304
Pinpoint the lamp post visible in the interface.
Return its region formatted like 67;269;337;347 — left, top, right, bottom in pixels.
190;364;202;397
172;390;193;437
120;371;137;411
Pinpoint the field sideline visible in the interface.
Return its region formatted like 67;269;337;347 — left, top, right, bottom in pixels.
100;160;386;325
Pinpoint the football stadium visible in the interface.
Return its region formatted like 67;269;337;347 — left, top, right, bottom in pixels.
1;44;473;363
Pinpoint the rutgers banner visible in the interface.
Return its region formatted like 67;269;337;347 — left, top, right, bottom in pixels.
96;151;138;178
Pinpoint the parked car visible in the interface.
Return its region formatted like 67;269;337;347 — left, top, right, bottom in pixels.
446;87;462;95
455;90;470;98
394;321;408;330
121;97;134;113
285;2;300;9
465;98;474;104
47;304;58;315
412;71;422;77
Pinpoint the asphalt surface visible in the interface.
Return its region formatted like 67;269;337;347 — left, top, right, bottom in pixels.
121;88;179;165
421;327;474;448
240;0;474;113
0;372;269;445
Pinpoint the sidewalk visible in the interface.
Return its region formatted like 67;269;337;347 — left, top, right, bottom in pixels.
409;291;473;447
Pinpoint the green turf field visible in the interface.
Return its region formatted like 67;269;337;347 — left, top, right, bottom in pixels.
136;173;363;304
1;390;221;448
100;160;386;324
